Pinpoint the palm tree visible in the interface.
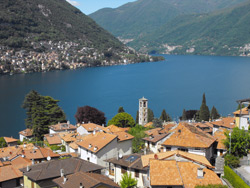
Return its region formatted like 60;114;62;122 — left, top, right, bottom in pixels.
120;172;137;188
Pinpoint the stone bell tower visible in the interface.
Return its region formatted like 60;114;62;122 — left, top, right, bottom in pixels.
139;97;148;126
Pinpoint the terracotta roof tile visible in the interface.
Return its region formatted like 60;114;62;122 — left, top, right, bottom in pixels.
145;128;162;136
103;125;128;133
150;160;183;186
10;156;32;169
69;142;79;150
58;132;78;143
19;128;33;137
162;123;216;148
53;171;120;188
211;117;235;129
50;123;76;131
214;128;227;150
233;107;249;115
44;133;62;145
79;123;104;132
4;137;18;143
141;150;213;168
113;131;134;142
159;124;176;134
144;122;153;128
0;165;22;182
143;133;168;143
77;132;117;153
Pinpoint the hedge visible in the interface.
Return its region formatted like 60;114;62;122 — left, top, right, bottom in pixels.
224;166;250;188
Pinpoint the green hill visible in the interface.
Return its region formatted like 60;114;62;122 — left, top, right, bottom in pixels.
0;0;162;74
129;0;250;56
90;0;246;39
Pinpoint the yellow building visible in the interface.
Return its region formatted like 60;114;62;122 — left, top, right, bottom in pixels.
233;107;249;130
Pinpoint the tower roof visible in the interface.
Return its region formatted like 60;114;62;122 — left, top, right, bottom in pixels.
139;96;148;101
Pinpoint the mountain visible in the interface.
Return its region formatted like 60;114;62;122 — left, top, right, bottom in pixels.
90;0;246;39
129;0;250;56
0;0;162;74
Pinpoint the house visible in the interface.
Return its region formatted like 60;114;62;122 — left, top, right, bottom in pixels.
49;122;76;134
20;158;103;188
103;125;129;133
107;150;216;188
19;128;33;142
213;128;228;157
143;122;153;128
3;137;19;146
162;123;216;163
233;107;249;130
192;122;213;135
44;133;62;146
77;132;118;167
150;159;222;188
143;133;169;153
0;165;23;188
77;122;104;135
211;117;235;134
112;131;133;156
53;171;120;188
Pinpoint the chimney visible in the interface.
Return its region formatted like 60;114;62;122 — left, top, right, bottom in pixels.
32;159;35;165
154;154;158;159
144;148;146;155
80;183;84;188
102;124;104;127
26;165;30;172
67;120;70;125
197;167;204;178
60;169;64;177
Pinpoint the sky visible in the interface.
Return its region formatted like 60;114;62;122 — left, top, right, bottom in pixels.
66;0;137;15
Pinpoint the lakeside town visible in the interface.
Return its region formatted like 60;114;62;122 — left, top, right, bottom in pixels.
0;41;156;75
1;95;250;188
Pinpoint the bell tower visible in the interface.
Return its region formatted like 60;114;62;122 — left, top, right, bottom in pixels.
139;97;148;126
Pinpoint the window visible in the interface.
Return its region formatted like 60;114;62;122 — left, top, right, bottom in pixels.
135;169;139;178
121;166;127;174
179;148;188;152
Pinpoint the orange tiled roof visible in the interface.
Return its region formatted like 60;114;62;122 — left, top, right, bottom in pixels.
19;128;33;137
103;125;128;133
77;132;117;153
69;142;79;150
59;132;78;143
150;160;222;187
80;123;104;132
162;123;216;148
50;122;76;131
150;160;183;186
4;137;18;143
113;131;134;142
233;107;249;115
10;156;32;169
44;134;62;145
159;123;176;134
212;117;235;129
141;150;213;168
0;165;22;182
214;128;228;150
144;122;153;128
145;128;162;136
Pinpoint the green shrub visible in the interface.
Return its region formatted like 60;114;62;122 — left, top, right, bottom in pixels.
195;185;227;188
224;154;240;168
224;166;250;188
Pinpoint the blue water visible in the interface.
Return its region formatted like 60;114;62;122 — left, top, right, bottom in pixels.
1;54;250;138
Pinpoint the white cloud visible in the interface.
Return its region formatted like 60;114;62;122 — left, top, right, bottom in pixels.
66;0;80;6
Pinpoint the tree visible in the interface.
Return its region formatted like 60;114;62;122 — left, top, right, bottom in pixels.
120;172;137;188
152;118;163;128
108;112;135;128
128;124;147;153
22;91;66;140
75;106;106;125
22;90;41;128
224;154;240;168
160;109;172;122
199;93;210;121
148;108;154;122
237;103;245;110
118;106;125;113
210;106;220;120
136;110;139;124
0;137;7;148
223;127;250;158
182;109;187;121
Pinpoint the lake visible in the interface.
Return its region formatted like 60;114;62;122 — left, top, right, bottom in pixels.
1;54;250;138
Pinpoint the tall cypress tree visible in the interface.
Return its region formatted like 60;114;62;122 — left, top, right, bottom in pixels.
136;110;139;124
118;106;125;113
182;109;187;121
148;108;154;122
199;93;210;122
160;109;167;121
210;106;220;120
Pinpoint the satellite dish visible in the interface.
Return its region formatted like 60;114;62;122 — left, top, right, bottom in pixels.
47;156;51;161
105;170;109;176
119;153;123;159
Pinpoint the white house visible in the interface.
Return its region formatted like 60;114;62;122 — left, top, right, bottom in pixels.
234;107;249;131
211;117;235;135
19;128;33;142
49;122;76;134
162;122;217;163
77;122;104;135
143;133;169;153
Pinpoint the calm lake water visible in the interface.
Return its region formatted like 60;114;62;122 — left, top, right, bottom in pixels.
1;54;250;138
